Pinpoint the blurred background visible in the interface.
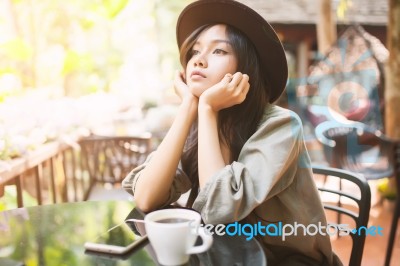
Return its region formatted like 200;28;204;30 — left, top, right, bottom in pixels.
0;0;192;161
1;1;399;265
0;0;392;160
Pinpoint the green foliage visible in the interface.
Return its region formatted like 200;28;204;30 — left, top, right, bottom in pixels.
0;201;157;265
0;67;16;75
83;0;129;20
377;178;397;200
62;50;94;75
0;186;37;211
0;140;10;160
337;0;350;20
143;100;158;111
78;17;96;30
103;0;130;19
0;90;13;103
44;247;78;266
0;0;191;97
0;39;32;60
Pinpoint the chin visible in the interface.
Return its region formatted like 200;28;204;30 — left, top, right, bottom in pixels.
190;86;206;97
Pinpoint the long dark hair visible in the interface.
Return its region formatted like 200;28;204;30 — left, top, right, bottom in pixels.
180;24;270;207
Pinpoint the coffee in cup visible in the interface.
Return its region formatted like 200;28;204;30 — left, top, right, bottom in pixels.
144;209;213;266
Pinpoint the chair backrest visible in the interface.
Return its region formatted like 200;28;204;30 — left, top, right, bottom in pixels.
395;141;400;195
312;165;371;266
79;135;151;185
384;141;400;265
315;121;394;180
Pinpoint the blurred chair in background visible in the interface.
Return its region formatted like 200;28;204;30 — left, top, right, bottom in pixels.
79;135;151;201
315;120;394;181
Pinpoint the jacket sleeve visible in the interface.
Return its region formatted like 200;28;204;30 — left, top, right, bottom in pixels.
192;110;307;224
122;152;192;207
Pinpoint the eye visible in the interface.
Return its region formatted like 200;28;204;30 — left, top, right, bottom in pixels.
214;49;227;55
191;49;200;56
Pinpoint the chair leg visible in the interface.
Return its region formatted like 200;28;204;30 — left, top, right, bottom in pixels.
384;197;400;266
336;179;342;238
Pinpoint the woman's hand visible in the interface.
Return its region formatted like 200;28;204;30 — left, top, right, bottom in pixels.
199;72;250;112
174;70;198;104
197;72;250;187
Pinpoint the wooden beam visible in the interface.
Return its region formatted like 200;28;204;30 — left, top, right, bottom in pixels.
316;0;337;54
385;0;400;139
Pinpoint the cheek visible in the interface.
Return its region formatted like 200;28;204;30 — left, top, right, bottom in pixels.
228;57;238;73
213;59;237;81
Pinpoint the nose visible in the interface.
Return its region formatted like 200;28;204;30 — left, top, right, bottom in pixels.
193;54;207;68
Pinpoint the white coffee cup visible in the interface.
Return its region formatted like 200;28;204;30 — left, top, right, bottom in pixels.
144;209;213;266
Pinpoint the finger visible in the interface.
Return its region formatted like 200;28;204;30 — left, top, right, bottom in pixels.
174;70;183;82
174;70;180;83
242;83;250;96
238;74;250;92
231;73;247;96
230;72;243;86
174;71;187;98
174;70;187;87
229;73;244;93
234;74;249;100
221;73;233;85
180;70;186;83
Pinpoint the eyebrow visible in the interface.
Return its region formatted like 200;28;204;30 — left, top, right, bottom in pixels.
194;39;232;46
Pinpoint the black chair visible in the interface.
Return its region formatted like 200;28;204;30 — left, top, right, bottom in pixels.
312;165;371;266
78;135;151;200
315;121;400;265
315;121;392;224
384;141;400;266
315;120;394;181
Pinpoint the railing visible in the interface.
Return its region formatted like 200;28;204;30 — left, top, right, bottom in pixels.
0;134;153;210
0;140;89;209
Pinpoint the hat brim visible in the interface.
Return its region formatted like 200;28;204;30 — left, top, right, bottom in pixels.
176;0;288;103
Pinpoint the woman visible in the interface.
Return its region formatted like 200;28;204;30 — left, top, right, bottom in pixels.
123;1;342;265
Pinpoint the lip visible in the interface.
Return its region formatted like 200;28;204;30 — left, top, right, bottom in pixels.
190;70;206;79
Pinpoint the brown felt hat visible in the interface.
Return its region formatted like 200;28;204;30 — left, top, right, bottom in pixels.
176;0;288;103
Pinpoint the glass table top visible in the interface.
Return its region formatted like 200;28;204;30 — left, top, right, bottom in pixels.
0;201;266;266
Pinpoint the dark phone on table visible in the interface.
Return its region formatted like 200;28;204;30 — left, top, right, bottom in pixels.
84;249;136;261
84;222;147;255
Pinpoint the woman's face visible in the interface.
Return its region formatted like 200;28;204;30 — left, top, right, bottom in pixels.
185;24;238;97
